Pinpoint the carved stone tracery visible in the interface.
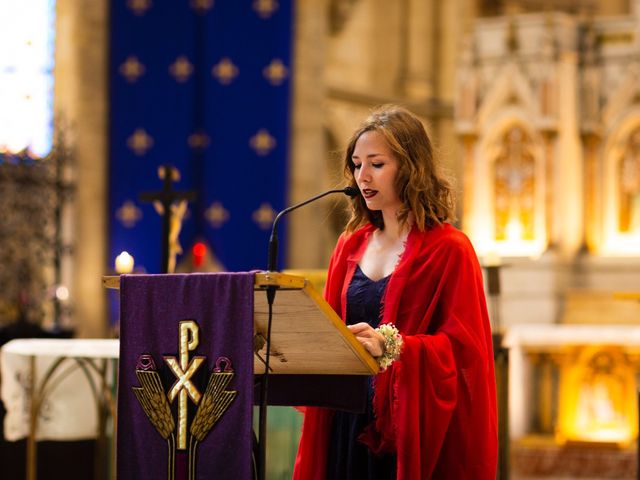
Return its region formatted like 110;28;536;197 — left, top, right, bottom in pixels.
494;126;537;241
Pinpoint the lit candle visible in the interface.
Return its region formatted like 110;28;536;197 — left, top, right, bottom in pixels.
55;285;70;301
115;251;135;274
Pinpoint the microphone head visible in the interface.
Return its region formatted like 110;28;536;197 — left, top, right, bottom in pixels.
343;186;359;198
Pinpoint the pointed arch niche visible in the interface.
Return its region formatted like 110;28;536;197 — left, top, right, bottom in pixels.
601;115;640;255
469;120;548;257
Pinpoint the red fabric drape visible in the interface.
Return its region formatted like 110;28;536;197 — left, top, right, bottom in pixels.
293;223;498;480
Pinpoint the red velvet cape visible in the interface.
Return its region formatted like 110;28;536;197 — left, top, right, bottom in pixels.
293;223;498;479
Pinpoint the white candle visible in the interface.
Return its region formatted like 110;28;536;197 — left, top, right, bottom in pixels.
115;251;135;274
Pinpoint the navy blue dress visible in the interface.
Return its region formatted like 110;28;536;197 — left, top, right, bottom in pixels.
326;265;397;480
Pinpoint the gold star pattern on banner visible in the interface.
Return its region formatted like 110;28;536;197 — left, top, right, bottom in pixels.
187;130;211;150
211;58;238;85
127;128;154;155
119;56;146;83
253;0;278;18
205;202;230;228
169;56;193;83
127;0;151;15
190;0;214;14
263;59;288;86
116;200;143;228
250;129;276;156
252;203;276;230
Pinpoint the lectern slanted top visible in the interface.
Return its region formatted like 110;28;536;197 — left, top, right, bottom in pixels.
252;272;378;375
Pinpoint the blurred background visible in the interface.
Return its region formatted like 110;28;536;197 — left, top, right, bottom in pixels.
3;0;640;478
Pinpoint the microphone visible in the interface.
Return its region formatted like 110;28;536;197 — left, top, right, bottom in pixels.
257;186;358;480
266;186;358;272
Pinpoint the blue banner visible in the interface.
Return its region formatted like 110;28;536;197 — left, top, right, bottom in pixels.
109;0;292;276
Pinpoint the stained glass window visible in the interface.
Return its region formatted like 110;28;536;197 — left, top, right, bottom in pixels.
0;0;56;158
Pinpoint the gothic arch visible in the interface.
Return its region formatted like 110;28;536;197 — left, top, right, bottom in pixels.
601;108;640;254
471;112;547;256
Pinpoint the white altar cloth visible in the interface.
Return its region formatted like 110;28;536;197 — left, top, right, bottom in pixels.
503;324;640;348
1;338;119;441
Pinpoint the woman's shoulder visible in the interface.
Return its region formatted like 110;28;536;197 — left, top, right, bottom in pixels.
418;223;477;255
418;222;466;242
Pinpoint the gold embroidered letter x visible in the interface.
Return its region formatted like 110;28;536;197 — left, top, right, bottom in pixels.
165;320;205;449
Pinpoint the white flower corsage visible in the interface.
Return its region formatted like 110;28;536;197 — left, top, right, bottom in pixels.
375;323;403;371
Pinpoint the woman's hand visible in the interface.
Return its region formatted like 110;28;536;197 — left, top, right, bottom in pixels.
347;322;385;357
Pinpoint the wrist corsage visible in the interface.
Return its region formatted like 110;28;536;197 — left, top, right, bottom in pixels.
375;323;403;371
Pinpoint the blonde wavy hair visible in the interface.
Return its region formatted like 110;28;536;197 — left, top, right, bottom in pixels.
344;105;455;233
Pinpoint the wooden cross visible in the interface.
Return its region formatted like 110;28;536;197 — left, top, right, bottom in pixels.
139;165;197;273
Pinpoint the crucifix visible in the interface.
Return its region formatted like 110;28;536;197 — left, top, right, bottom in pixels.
139;165;197;273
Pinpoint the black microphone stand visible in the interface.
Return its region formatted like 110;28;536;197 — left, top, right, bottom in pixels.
256;187;357;480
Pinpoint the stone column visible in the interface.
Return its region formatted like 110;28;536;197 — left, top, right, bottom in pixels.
541;129;557;248
55;0;109;337
582;132;602;252
556;48;583;257
398;0;432;100
287;0;331;268
460;133;477;231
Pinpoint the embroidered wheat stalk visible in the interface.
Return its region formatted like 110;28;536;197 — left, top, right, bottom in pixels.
132;369;176;480
190;371;236;440
188;371;237;480
132;370;175;437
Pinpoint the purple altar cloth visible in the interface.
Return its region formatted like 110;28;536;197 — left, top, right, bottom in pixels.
117;273;254;480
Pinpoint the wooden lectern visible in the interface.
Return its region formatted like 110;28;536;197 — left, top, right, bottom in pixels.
106;271;377;479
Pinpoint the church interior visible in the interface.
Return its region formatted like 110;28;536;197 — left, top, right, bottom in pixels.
3;0;640;478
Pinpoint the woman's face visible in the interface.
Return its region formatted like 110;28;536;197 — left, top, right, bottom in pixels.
352;130;402;215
